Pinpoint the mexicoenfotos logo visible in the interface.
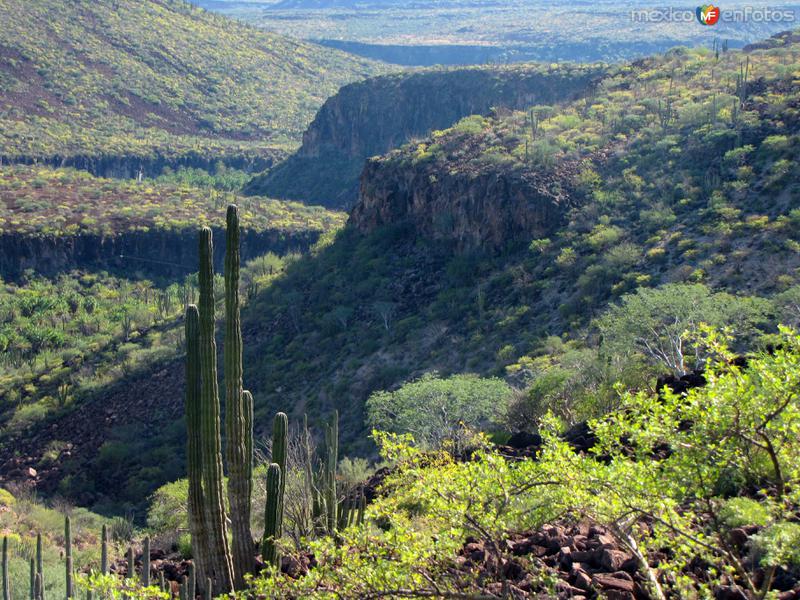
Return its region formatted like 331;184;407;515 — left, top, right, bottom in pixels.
697;4;721;25
631;5;796;23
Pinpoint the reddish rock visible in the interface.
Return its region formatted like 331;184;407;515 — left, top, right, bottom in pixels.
572;568;593;591
570;549;601;565
601;549;633;571
280;554;308;579
605;592;635;600
592;573;636;593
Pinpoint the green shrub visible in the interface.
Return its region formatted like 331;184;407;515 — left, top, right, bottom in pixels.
718;497;770;528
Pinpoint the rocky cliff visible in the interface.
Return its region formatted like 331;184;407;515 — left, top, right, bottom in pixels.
0;227;320;280
352;155;574;251
245;64;605;208
1;151;279;180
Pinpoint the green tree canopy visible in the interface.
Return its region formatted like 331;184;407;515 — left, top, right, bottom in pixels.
366;373;512;452
595;283;772;375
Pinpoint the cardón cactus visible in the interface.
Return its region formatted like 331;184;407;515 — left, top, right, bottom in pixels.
225;205;254;587
185;304;210;591
197;226;234;594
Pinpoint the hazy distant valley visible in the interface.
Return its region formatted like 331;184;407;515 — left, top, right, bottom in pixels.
202;0;800;65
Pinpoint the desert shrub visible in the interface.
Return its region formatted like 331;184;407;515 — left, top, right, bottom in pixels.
366;373;513;453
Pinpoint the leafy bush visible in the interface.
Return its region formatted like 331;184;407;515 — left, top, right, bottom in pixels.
366;373;512;452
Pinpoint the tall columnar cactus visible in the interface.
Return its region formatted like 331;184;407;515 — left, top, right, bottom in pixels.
141;537;150;588
198;227;234;594
3;536;10;600
272;413;288;537
36;534;43;600
100;525;108;575
65;517;73;600
261;464;282;568
324;411;339;535
224;205;253;588
34;574;43;600
185;304;210;590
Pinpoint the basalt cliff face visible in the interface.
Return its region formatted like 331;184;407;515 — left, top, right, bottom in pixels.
0;227;320;280
245;65;604;208
352;156;574;251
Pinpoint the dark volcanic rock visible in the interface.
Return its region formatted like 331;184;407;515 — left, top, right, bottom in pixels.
507;431;543;449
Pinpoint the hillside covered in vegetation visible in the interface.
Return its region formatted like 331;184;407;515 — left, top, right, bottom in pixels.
0;0;383;175
240;34;800;449
0;10;800;599
3;33;797;517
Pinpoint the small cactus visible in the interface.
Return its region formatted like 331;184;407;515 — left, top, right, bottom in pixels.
36;534;44;600
187;563;196;600
126;546;134;581
3;536;10;600
261;463;282;568
29;558;34;600
272;413;288;537
324;411;339;535
357;489;366;526
65;517;73;600
141;537;150;588
100;525;108;575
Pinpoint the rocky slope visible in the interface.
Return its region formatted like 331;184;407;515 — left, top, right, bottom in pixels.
245;64;605;207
